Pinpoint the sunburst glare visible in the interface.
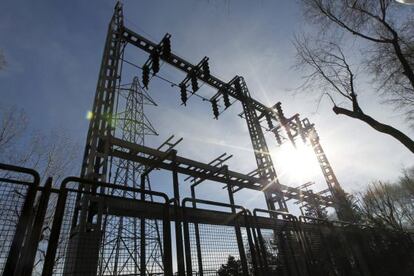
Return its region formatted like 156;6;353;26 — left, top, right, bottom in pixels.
273;142;320;184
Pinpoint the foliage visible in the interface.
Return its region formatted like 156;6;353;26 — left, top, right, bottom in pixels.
217;255;243;276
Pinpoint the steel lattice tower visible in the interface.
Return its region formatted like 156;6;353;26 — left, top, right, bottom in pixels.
98;77;163;275
63;5;125;274
68;2;354;274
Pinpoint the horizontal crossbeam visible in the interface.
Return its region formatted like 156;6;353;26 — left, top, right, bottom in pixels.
106;136;333;206
120;27;278;121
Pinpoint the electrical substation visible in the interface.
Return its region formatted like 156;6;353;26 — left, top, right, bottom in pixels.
1;2;414;276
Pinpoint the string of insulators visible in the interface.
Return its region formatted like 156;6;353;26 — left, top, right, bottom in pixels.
265;113;274;130
191;74;199;92
273;129;283;145
151;51;160;74
211;99;219;119
202;60;210;78
142;65;150;89
222;91;231;108
234;80;242;96
180;83;187;105
162;37;171;59
275;103;285;121
295;116;307;143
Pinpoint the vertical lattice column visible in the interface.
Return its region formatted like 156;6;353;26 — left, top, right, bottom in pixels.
81;3;124;183
63;4;125;275
307;127;354;221
235;77;287;211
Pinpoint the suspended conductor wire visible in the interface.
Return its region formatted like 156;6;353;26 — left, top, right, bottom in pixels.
124;16;158;42
120;17;238;105
120;58;211;102
116;3;238;109
121;59;276;128
218;99;237;116
181;78;208;106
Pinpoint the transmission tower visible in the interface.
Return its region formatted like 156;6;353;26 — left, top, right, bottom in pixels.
98;77;163;275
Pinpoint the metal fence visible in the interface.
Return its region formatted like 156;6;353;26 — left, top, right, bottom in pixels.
1;162;414;276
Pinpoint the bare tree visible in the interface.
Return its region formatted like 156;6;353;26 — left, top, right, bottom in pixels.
400;166;414;194
0;106;27;151
295;0;414;153
359;181;405;230
0;106;79;182
356;168;414;231
0;106;79;274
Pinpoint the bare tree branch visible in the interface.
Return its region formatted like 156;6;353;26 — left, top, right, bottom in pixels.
332;105;414;152
302;0;414;107
295;1;414;153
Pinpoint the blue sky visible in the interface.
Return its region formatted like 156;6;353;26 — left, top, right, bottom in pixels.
1;0;413;213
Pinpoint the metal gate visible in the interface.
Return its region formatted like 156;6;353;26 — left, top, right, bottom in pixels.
1;162;414;276
0;163;173;276
182;198;257;275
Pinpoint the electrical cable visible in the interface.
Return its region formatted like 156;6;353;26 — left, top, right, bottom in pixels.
120;58;211;102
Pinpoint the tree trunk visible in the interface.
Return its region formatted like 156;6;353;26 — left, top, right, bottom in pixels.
333;106;414;154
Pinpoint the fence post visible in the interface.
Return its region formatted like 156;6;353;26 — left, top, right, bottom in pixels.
182;205;193;276
163;201;173;276
292;217;313;276
243;210;259;276
226;171;248;275
253;216;270;275
41;186;68;276
140;175;147;275
172;152;186;276
191;186;203;276
18;177;53;275
3;164;40;276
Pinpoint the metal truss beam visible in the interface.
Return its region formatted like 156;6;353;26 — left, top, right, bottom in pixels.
81;3;124;182
121;25;291;210
82;2;344;221
107;136;333;206
88;196;299;230
121;27;274;119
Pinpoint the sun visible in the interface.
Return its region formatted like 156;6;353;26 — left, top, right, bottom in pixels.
273;142;320;184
